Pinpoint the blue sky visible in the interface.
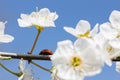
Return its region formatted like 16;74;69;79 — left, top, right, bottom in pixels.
0;0;120;80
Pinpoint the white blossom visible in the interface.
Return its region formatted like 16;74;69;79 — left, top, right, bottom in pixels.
64;20;98;38
98;10;120;61
18;59;33;80
18;8;58;29
100;10;120;49
0;21;14;43
51;38;104;80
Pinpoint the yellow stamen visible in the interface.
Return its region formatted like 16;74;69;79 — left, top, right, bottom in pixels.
78;30;92;38
71;56;82;67
106;46;113;53
116;34;120;38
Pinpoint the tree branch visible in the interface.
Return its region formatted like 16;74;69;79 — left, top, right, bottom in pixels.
0;52;50;60
0;52;120;61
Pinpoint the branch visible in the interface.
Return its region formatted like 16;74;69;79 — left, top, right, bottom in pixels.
31;61;52;72
0;52;120;61
0;52;50;60
112;58;120;61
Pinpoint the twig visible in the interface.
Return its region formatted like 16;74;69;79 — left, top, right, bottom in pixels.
29;30;41;55
0;62;21;76
31;61;52;73
0;52;50;60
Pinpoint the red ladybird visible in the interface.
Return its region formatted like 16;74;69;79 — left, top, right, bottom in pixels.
39;49;53;55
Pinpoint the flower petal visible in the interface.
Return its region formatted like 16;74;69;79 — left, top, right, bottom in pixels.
0;35;14;43
89;23;99;37
39;8;50;16
75;38;104;76
109;10;120;30
109;39;120;49
19;58;26;72
50;12;59;21
18;14;32;27
51;40;74;66
64;27;79;37
116;62;120;73
100;22;118;40
56;66;84;80
76;20;90;33
74;38;95;53
0;21;7;35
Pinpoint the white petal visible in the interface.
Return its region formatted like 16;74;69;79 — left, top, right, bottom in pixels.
81;48;104;76
94;36;112;66
116;62;120;73
100;22;118;40
19;58;26;72
0;35;14;43
38;20;56;27
93;33;107;48
101;48;112;66
51;54;70;67
64;27;79;37
23;67;33;80
74;38;95;53
50;12;59;21
18;67;33;80
76;20;90;33
109;39;120;49
110;50;120;59
39;8;50;16
56;66;84;80
75;38;104;76
0;21;7;35
19;61;33;80
18;19;32;27
56;40;74;56
51;40;74;65
93;34;113;66
109;10;120;30
18;14;32;27
89;23;99;37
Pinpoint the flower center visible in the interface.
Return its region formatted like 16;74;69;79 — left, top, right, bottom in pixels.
116;33;120;38
71;56;82;67
78;30;92;38
106;45;113;54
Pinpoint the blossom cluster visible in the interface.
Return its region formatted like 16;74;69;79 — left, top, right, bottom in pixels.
51;10;120;80
0;8;120;80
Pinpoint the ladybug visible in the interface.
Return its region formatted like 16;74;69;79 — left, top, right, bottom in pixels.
39;49;53;55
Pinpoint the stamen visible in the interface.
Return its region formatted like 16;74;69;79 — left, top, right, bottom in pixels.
71;56;82;67
106;46;113;53
78;30;92;38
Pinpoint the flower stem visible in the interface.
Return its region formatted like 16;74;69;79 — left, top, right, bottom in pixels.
31;61;52;73
0;62;20;77
29;30;41;54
